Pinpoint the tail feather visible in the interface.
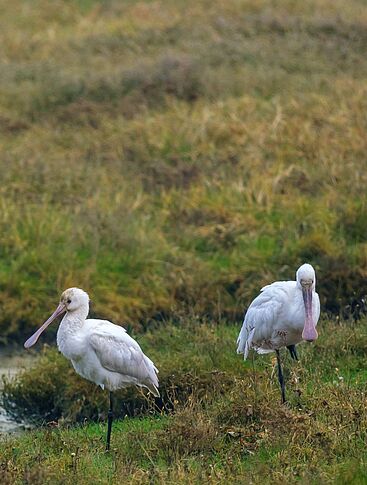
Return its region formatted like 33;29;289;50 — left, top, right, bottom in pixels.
142;355;159;392
237;327;255;360
145;382;160;398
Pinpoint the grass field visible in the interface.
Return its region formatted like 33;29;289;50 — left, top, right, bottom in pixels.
1;0;367;340
1;0;367;483
2;318;367;484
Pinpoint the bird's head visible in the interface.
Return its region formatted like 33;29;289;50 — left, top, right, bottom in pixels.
296;263;316;291
60;288;90;313
296;264;318;343
24;287;90;349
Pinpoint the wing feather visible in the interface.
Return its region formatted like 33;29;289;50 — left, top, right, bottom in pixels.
237;283;289;359
89;323;159;396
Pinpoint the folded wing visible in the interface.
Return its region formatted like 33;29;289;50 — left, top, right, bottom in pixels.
89;322;159;396
237;283;288;359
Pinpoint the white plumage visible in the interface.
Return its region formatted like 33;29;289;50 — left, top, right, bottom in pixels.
24;287;159;449
57;318;159;395
237;264;320;359
25;288;159;396
236;264;320;403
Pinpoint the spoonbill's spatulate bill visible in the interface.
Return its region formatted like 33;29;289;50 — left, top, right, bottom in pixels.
24;288;159;451
237;263;320;403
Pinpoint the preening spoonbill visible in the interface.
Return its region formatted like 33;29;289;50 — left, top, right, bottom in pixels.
24;288;159;450
237;264;320;403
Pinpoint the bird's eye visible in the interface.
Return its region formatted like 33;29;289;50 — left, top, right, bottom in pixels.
67;299;71;304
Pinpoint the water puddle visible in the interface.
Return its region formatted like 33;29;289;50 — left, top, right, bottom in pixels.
0;350;35;434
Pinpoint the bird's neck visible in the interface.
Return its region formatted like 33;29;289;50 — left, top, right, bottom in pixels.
56;308;88;360
60;306;89;332
57;308;88;360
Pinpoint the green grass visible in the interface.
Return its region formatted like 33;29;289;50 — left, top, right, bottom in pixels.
0;0;367;340
2;318;367;484
1;0;367;482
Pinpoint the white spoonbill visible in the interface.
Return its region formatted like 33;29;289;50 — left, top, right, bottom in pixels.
237;263;320;403
24;288;159;450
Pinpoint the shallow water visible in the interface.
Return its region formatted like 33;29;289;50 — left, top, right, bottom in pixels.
0;350;35;434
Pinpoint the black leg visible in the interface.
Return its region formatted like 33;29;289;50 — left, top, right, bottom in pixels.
106;392;113;452
275;350;286;404
287;344;299;361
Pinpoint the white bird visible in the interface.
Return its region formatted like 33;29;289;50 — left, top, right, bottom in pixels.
24;287;159;450
237;263;320;403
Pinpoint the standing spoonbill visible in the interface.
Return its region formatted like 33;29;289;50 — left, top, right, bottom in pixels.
24;288;159;451
237;264;320;403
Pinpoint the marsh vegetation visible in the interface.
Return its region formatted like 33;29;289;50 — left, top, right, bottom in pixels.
2;318;367;483
0;0;366;341
0;0;367;482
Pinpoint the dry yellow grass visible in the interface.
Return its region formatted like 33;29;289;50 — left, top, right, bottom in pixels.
1;0;367;340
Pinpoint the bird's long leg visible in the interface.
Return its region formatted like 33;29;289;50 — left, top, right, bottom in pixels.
106;392;113;452
275;350;286;404
251;351;258;412
287;345;299;361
